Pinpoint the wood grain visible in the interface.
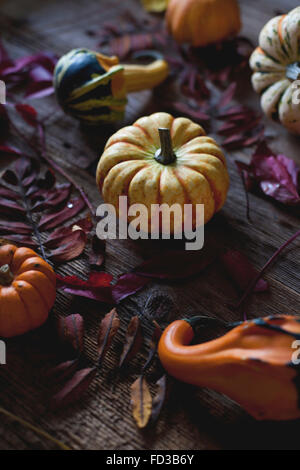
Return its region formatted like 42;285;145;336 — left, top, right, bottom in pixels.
0;0;299;450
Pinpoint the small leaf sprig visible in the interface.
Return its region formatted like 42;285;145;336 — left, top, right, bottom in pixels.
0;103;99;266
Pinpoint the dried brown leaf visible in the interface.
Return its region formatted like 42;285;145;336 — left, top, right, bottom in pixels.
131;376;152;429
50;367;96;410
44;359;79;385
56;314;84;354
150;374;168;425
119;316;143;367
142;321;162;374
48;229;87;263
97;308;120;364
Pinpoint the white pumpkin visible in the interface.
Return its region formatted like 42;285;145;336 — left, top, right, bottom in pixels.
250;6;300;135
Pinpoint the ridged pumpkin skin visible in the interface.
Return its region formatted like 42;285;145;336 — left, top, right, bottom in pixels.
158;315;300;421
166;0;241;47
250;7;300;134
96;112;229;233
0;244;56;338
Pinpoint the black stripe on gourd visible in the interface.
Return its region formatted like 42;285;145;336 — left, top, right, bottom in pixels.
54;49;127;123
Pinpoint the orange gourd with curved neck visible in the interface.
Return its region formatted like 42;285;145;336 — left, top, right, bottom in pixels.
158;315;300;420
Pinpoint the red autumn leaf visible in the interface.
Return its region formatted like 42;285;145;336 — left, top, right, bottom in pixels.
218;116;261;137
0;234;37;248
89;235;106;269
56;272;114;303
1;52;56;77
0;185;19;200
0;198;25;216
112;273;151;304
15;103;38;127
72;218;93;234
56;314;84;353
57;272;113;288
1;51;57;99
134;249;216;280
31;183;72;212
236;142;300;205
278;154;300;188
224;111;256;123
170;101;210;123
222;133;247;150
0;220;31;235
218;82;237;108
74;216;93;234
48;229;87;263
38;197;85;231
242;129;265;148
50;367;96;410
25;82;54;100
217;100;264;150
0;145;21;157
221;249;269;293
178;67;210;100
217;105;252;120
45;216;92;247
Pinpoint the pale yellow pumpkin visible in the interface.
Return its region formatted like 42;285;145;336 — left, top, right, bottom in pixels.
96;112;229;233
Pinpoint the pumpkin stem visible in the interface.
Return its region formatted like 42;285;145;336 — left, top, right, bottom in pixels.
0;264;14;286
154;128;176;165
122;59;169;93
286;62;300;81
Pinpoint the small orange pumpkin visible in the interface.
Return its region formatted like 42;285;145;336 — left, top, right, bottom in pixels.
166;0;241;47
0;244;56;338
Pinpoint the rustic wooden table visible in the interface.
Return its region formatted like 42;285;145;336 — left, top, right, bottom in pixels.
0;0;299;450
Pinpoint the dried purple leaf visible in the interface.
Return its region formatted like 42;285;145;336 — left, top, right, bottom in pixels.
50;367;96;410
56;314;84;354
119;316;143;367
98;308;120;364
221;249;269;293
38;197;85;231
